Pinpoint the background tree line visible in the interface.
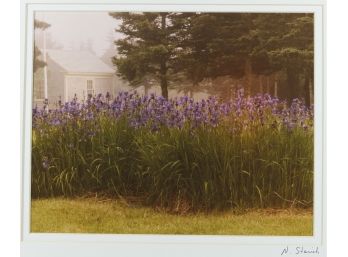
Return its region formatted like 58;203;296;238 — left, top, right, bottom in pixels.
110;12;314;104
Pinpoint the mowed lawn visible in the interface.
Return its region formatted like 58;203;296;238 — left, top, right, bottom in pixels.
31;198;313;235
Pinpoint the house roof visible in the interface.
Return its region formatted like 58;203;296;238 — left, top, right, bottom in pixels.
46;49;115;74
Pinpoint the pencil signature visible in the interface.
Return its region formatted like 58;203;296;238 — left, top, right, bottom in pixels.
281;246;320;255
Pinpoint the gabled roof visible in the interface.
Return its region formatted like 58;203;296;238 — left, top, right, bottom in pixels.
46;49;115;74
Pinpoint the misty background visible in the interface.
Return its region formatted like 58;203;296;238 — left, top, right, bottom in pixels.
35;11;121;57
33;11;212;104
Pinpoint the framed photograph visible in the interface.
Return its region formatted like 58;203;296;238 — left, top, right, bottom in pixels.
20;0;326;256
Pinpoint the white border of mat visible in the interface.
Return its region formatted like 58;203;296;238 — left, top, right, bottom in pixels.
20;1;326;256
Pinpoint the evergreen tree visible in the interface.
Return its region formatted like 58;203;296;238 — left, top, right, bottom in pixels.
172;13;257;90
109;12;176;98
251;13;314;103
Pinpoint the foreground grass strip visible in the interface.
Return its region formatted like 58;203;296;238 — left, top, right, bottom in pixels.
31;198;313;235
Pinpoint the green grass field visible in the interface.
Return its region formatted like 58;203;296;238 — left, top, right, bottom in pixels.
31;198;313;235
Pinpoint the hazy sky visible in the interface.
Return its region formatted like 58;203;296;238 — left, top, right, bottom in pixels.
35;12;122;56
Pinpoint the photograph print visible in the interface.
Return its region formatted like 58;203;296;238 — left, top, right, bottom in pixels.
30;10;314;236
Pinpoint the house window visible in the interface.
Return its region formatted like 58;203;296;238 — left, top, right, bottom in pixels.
87;80;94;96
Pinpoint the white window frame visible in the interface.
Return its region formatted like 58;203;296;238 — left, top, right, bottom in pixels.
86;79;94;96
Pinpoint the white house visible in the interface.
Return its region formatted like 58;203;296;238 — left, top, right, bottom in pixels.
33;49;116;106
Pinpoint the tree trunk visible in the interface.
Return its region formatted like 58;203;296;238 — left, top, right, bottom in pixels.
286;68;300;101
274;80;278;97
144;84;149;95
160;71;168;99
266;76;270;94
304;75;311;106
160;12;168;99
189;90;193;99
244;58;252;95
273;73;278;97
304;70;314;106
309;78;313;105
259;75;263;93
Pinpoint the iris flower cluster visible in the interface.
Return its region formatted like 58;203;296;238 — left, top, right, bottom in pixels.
32;89;313;132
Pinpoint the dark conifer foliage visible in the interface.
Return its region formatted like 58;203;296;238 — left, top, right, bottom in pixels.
110;12;313;103
109;12;176;99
